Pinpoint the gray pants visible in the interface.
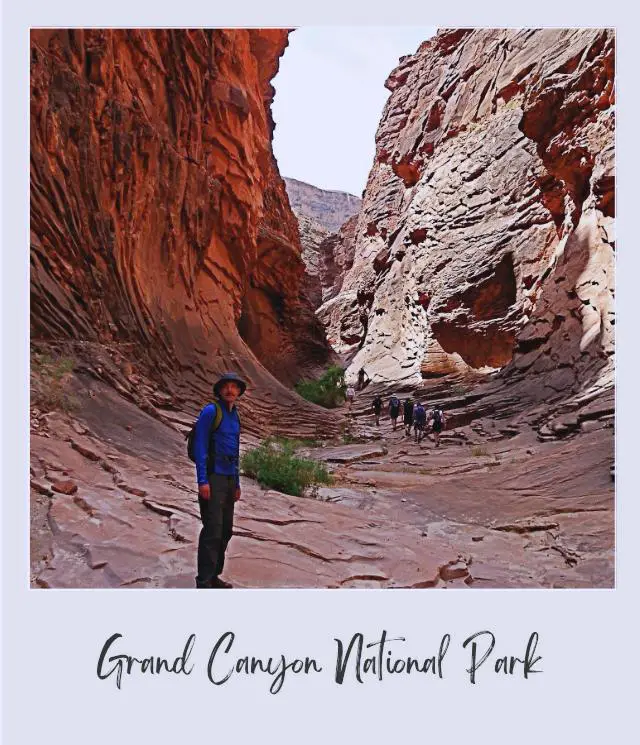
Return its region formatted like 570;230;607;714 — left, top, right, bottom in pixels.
196;473;236;586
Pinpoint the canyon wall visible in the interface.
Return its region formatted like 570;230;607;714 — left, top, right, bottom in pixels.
30;29;334;422
319;29;614;401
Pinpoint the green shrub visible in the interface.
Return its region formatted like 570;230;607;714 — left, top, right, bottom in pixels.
31;351;78;413
272;436;320;449
241;438;332;496
295;365;346;408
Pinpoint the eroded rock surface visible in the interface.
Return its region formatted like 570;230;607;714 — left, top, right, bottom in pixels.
31;381;613;589
30;29;333;404
285;178;362;311
318;29;614;397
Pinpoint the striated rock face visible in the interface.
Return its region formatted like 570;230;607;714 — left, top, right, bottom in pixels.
293;213;331;309
320;29;614;398
285;178;362;310
284;176;361;233
30;29;333;404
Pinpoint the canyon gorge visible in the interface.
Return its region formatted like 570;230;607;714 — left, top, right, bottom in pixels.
30;28;614;589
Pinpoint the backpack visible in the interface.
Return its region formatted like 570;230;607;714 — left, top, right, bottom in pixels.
186;402;224;462
390;396;400;411
432;409;443;426
414;404;426;423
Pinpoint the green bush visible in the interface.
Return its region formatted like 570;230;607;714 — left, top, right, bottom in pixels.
241;438;332;497
272;436;320;449
295;365;346;409
31;351;78;413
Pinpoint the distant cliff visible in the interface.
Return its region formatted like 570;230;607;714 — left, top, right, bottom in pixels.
285;177;361;233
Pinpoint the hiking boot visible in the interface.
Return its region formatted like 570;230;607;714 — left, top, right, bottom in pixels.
196;577;232;589
210;576;233;589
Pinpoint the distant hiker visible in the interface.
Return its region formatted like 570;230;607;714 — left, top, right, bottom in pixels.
427;404;446;447
372;395;382;426
388;394;401;431
192;372;246;589
357;367;370;391
413;401;427;443
346;385;356;412
402;396;414;437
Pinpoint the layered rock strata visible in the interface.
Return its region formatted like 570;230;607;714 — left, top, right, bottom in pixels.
30;29;334;412
284;178;362;310
284;176;361;233
293;213;331;308
318;29;614;400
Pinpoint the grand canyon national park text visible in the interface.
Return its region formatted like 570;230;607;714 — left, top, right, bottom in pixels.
96;630;543;692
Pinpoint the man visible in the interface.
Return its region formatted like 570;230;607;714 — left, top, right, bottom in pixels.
427;404;446;447
357;367;370;391
193;372;246;588
402;396;414;437
388;394;401;431
345;384;356;413
372;395;382;427
413;401;427;443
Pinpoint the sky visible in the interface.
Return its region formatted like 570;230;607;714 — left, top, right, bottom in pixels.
272;26;437;197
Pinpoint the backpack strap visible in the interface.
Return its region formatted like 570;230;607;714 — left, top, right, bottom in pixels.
211;400;223;431
206;400;224;473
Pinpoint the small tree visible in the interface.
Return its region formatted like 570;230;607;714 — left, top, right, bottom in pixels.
295;365;346;408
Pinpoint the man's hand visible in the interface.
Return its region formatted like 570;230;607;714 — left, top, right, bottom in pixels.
234;487;241;502
198;483;210;500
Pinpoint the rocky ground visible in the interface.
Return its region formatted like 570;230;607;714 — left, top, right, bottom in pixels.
30;368;613;589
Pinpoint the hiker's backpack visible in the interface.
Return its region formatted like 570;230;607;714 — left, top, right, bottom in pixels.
186;402;224;462
390;396;400;411
415;405;426;423
432;409;443;427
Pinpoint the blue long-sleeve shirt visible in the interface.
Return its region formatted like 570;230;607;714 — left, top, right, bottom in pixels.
194;401;241;487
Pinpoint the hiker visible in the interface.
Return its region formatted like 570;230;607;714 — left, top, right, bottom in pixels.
388;394;401;431
413;401;427;443
402;396;414;437
345;385;356;413
193;372;246;589
427;404;446;447
357;367;370;391
372;395;382;426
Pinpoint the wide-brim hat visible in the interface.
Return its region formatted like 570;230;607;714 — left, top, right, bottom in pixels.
213;372;247;397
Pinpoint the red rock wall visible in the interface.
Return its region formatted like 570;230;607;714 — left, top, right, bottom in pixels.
321;29;614;398
30;29;332;404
